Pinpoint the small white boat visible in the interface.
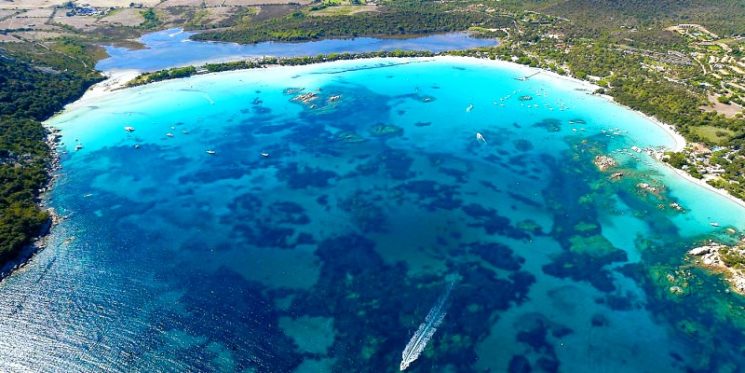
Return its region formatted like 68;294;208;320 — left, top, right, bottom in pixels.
476;132;487;144
260;152;270;158
166;133;174;138
124;126;135;132
206;150;216;155
710;222;720;227
466;104;474;112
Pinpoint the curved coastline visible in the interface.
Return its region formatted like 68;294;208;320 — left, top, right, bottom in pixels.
434;56;688;152
71;56;719;209
82;55;689;153
47;56;743;236
4;53;744;371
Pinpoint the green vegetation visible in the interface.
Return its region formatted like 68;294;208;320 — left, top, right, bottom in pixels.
495;0;745;36
193;2;512;43
127;66;197;86
720;247;745;269
0;41;101;266
309;0;369;15
140;9;161;29
691;125;734;145
665;152;689;168
127;50;435;87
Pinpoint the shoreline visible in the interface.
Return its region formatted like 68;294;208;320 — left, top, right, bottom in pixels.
50;54;745;223
66;69;142;108
665;162;745;210
435;55;689;152
11;52;741;283
0;210;58;281
116;54;689;154
0;126;64;281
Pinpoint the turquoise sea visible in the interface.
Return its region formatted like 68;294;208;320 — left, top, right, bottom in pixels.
1;57;744;372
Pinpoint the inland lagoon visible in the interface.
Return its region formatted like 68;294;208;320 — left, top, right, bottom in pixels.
1;57;744;371
97;28;498;72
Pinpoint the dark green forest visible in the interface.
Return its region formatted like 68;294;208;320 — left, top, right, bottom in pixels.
0;41;100;265
194;0;745;45
193;2;514;43
497;0;745;35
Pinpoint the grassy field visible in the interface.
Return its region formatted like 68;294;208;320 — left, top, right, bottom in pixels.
310;5;378;17
691;125;736;144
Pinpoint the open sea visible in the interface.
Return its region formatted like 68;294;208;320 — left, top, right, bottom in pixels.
1;57;744;372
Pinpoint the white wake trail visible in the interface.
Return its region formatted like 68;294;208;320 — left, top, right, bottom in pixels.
400;282;454;371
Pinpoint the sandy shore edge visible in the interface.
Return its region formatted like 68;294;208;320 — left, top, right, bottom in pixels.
435;56;689;152
66;69;142;109
53;55;745;214
1;71;140;281
666;163;745;210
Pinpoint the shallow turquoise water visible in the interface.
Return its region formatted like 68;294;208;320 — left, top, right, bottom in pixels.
1;57;744;372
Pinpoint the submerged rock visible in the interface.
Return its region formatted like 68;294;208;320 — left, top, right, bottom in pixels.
283;87;303;95
336;131;367;144
532;118;562;132
568;234;617;257
368;123;403;137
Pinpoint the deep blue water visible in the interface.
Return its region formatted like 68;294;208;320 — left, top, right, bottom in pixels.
1;57;744;372
97;28;498;72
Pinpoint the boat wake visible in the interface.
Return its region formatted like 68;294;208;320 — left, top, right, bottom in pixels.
400;281;454;371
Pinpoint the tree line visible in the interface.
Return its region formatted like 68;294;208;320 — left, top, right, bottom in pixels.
0;41;101;265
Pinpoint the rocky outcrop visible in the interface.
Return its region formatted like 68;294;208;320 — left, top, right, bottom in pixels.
292;92;318;103
688;241;745;295
593;155;617;171
636;182;659;194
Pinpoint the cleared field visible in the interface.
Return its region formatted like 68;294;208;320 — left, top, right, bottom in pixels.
181;6;242;27
98;8;145;27
0;0;68;10
309;4;377;16
19;7;54;18
52;13;98;29
692;125;736;144
15;30;66;40
0;9;16;18
81;0;162;6
158;0;205;6
205;0;310;5
0;0;309;43
0;33;19;41
0;14;51;29
702;94;743;118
